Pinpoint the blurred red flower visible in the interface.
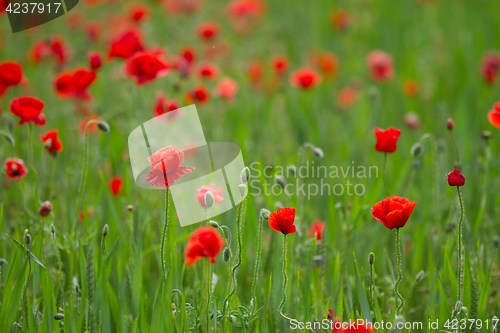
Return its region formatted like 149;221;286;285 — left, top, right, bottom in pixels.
129;3;150;23
447;168;465;187
487;101;500;129
373;127;401;153
9;96;46;126
197;21;219;40
248;60;264;85
367;51;394;82
480;51;500;84
309;220;325;241
109;176;124;197
228;0;265;18
371;196;416;230
184;227;224;266
125;50;170;85
196;61;219;80
338;86;358;109
313;52;339;79
185;85;210;103
164;0;202;15
403;79;418;97
289;67;322;90
29;37;69;68
4;158;28;181
146;146;195;188
195;185;224;208
88;51;102;71
54;68;97;101
40;130;63;155
447;118;454;130
271;55;290;77
330;9;350;31
0;61;26;97
214;77;239;100
108;28;144;59
86;21;101;43
180;46;196;65
269;207;296;235
403;112;421;131
154;92;180;117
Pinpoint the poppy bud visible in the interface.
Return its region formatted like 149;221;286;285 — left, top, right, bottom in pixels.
447;118;454;131
312;147;324;159
54;313;64;321
0;258;7;266
493;235;500;248
368;252;375;264
238;184;246;197
204;191;214;208
447;168;465;186
209;220;219;228
25;232;31;247
1;132;15;146
274;175;286;189
38;201;52;216
410;142;423;157
222;247;230;262
415;270;425;282
240;167;250;183
50;224;55;234
103;224;109;236
97;121;110;133
327;308;334;319
481;130;492;141
260;208;270;220
126;205;136;212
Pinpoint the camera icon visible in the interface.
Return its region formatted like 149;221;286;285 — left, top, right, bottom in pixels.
128;104;247;227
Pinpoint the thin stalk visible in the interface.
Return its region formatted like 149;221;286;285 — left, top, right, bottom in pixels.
419;134;440;225
457;187;464;302
395;228;404;314
250;211;264;311
28;123;40;204
369;259;375;316
17;182;37;220
449;131;461;168
278;235;293;322
382;152;391;196
160;188;170;280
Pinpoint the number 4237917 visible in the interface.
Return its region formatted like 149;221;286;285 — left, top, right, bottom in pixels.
5;2;62;14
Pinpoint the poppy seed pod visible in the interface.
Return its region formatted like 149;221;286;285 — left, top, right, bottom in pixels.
97;121;110;133
38;201;52;216
368;252;375;264
274;175;286;189
54;313;64;321
410;142;423;157
103;224;109;236
204;191;215;208
260;208;270;220
240;167;250;183
209;220;219;228
222;247;230;262
312;147;324;159
238;184;246;197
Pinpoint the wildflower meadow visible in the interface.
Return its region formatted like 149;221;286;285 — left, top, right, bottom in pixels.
0;0;500;332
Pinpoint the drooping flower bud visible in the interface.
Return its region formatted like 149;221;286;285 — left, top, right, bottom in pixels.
0;258;7;266
260;208;270;220
39;201;52;216
222;247;230;262
481;130;492;141
25;232;31;247
447;118;454;131
54;313;64;321
312;147;324;159
240;167;250;183
368;252;375;264
204;191;214;208
2;132;15;146
410;142;423;157
274;175;286;189
103;224;109;237
126;205;136;212
209;220;219;228
97;121;110;133
415;270;425;282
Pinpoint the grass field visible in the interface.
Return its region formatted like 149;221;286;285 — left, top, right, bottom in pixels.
0;0;500;332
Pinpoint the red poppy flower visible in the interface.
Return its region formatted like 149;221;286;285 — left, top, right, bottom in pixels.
214;77;239;100
146;146;195;188
50;37;69;68
4;157;28;181
330;9;350;31
487;101;500;129
125;50;170;85
403;79;418;97
40;130;63;155
54;68;97;101
197;21;219;40
480;51;500;84
88;51;102;71
269;207;296;235
447;168;465;187
313;52;339;79
195;185;224;208
108;28;144;59
367;50;394;82
337;324;374;333
129;3;150;23
271;55;290;76
447;118;454;130
29;40;50;63
0;61;26;96
184;227;224;266
371;196;416;230
9;96;46;126
227;0;265;18
289;67;322;90
153;92;181;117
338;87;357;109
109;176;123;197
196;61;219;80
248;60;264;85
309;220;325;241
180;46;196;64
185;85;210;103
373;127;401;153
39;201;52;216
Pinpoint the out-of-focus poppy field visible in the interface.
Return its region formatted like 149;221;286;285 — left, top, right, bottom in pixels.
1;0;500;331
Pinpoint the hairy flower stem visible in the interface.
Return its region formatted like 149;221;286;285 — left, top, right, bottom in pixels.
395;228;404;314
369;260;375;316
160;188;170;281
74;120;98;227
22;252;32;331
279;235;293;322
382;152;391;196
17;182;37;220
457;187;464;303
28;124;40;203
250;211;264;311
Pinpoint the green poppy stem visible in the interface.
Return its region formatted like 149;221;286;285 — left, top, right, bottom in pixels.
457;187;464;302
395;228;404;314
279;234;293;322
382;152;391;196
160;188;170;280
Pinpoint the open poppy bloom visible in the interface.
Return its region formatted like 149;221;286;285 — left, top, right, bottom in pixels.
9;96;46;126
269;207;296;235
125;50;170;85
371;196;416;230
0;61;26;96
214;77;239;100
185;85;210;103
488;101;500;129
108;28;145;59
54;68;97;101
197;21;220;40
289;67;322;90
447;168;465;187
367;50;394;82
109;176;124;197
4;157;28;181
271;55;290;76
184;227;224;266
195;185;224;208
309;220;325;241
40;130;63;155
146;146;195;188
373;127;401;153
